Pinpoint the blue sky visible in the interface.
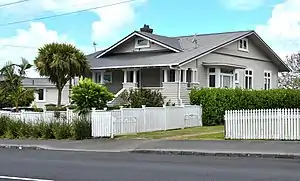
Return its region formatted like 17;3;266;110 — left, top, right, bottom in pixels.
0;0;299;77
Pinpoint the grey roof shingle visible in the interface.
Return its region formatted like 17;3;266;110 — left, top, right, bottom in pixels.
88;30;253;69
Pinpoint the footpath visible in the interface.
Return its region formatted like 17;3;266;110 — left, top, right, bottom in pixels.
1;139;300;159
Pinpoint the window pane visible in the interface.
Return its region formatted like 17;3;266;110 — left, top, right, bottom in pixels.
209;75;215;87
169;70;175;82
38;89;44;100
245;77;249;89
249;77;252;89
243;40;247;49
104;74;111;83
239;40;243;48
221;68;233;74
249;71;252;75
235;73;238;81
209;68;215;73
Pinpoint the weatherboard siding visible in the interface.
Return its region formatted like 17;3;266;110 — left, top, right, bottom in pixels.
32;87;70;107
197;52;278;89
215;37;270;61
112;36;168;54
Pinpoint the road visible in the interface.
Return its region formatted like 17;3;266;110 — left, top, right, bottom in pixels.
0;149;299;181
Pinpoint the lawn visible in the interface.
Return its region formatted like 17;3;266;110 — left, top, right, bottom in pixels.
116;126;224;140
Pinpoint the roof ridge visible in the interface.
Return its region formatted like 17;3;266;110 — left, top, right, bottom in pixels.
172;30;254;38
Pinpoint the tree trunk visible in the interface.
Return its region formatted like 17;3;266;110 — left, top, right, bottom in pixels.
57;88;62;107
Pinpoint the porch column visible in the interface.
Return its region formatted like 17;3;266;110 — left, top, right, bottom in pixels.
123;70;127;83
182;69;187;83
175;69;180;82
133;69;137;83
100;71;104;84
92;72;97;82
163;69;168;82
191;69;198;83
216;68;221;88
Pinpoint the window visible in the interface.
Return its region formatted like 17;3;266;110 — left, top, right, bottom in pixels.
238;38;249;52
220;68;234;88
96;72;112;84
208;68;216;87
245;69;253;89
264;71;271;90
135;38;150;48
37;89;45;101
234;70;239;83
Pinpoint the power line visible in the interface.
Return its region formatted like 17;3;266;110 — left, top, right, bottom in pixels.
0;0;138;27
0;0;30;8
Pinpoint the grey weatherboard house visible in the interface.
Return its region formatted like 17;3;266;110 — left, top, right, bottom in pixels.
86;25;290;106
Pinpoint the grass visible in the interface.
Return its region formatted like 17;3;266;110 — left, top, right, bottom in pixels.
116;126;224;140
182;132;225;140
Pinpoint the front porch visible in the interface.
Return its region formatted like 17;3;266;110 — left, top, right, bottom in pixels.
92;67;199;106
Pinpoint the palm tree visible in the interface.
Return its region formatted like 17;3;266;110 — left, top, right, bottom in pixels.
34;43;90;107
0;58;33;111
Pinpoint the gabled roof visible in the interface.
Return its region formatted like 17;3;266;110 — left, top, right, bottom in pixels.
87;30;290;72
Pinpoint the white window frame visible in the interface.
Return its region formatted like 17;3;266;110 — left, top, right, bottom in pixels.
234;70;240;84
36;88;46;102
238;38;249;52
264;70;272;90
244;69;253;89
135;38;150;49
220;68;234;88
207;68;216;88
96;72;112;84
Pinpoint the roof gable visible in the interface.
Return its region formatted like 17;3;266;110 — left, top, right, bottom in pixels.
95;31;182;58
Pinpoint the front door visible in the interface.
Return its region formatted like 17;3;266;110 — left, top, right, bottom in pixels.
220;74;233;88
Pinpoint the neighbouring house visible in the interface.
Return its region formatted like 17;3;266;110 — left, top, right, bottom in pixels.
86;24;290;106
22;78;78;108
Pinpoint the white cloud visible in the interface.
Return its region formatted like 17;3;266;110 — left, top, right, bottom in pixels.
222;0;266;10
0;22;87;77
0;0;146;40
256;0;300;58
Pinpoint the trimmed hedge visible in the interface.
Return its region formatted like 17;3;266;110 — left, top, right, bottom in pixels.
0;115;91;140
190;88;300;126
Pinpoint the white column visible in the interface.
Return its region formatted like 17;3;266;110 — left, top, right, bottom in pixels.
175;70;180;82
216;67;221;88
192;69;198;83
182;69;187;83
133;70;137;83
123;70;127;83
92;72;96;82
100;71;104;84
163;69;168;82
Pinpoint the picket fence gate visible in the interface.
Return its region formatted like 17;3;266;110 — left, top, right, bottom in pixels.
225;108;300;140
91;105;202;138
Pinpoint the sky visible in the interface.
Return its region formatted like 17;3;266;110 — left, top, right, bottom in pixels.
0;0;299;77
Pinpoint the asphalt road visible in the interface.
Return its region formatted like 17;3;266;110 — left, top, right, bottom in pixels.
0;149;300;181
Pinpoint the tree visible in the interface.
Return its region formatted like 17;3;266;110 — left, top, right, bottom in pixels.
0;58;34;111
34;43;90;107
279;52;300;89
71;78;114;115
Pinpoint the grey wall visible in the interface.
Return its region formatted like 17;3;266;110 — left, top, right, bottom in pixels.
104;70;123;94
140;68;161;87
112;35;168;53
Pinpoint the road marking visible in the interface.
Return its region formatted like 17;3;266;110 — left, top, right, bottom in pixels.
0;176;53;181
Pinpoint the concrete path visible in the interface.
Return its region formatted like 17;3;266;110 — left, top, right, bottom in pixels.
1;139;300;159
1;149;300;181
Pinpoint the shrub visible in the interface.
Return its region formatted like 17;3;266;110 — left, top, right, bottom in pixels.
71;78;114;115
71;117;91;140
0;115;91;140
120;88;165;108
190;88;300;126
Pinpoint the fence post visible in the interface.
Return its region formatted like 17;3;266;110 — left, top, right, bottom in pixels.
142;105;146;132
91;108;96;138
66;107;70;122
43;106;46;122
20;109;25;121
120;106;124;135
163;104;167;131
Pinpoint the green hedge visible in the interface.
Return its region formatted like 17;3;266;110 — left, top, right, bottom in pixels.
190;88;300;126
0;115;91;140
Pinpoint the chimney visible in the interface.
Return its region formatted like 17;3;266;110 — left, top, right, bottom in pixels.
140;24;153;33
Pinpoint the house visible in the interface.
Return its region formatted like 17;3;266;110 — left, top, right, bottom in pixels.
88;25;289;106
22;78;73;107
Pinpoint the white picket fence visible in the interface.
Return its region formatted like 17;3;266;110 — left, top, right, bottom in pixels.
225;109;300;140
91;105;202;138
0;109;80;123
